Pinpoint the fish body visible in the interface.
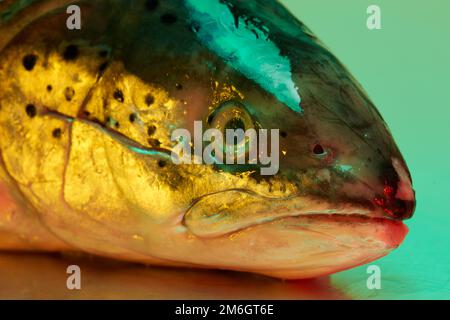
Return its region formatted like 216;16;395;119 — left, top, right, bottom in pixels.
0;0;415;279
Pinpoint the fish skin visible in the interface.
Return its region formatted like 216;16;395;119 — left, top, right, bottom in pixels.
0;0;415;279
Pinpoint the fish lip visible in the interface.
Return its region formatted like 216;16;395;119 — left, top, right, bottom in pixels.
189;187;388;213
267;214;409;255
203;213;403;238
234;215;409;280
188;188;379;214
184;188;398;238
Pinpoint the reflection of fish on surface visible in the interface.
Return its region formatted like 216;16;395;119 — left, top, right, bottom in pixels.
0;0;415;279
0;252;349;299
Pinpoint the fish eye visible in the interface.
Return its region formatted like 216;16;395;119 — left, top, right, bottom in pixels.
207;100;257;162
207;100;256;135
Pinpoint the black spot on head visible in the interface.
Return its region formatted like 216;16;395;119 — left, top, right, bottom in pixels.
46;85;53;92
63;45;79;61
148;138;161;147
158;160;166;168
145;0;159;11
83;110;91;117
25;104;36;118
145;94;155;106
280;131;287;138
99;50;109;58
22;54;37;71
175;83;183;90
114;89;124;103
105;116;120;129
98;62;108;75
147;125;157;136
52;128;62;138
64;87;75;102
161;13;177;24
129;113;137;123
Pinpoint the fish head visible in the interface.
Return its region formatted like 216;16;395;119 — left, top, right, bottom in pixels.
171;0;416;278
0;0;415;278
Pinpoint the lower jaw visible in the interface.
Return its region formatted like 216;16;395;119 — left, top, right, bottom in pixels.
76;214;409;280
289;213;408;247
211;214;409;279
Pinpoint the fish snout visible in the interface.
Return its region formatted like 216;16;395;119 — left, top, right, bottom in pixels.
373;158;416;220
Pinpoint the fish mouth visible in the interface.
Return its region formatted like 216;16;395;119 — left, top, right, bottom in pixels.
183;191;408;279
231;214;408;279
256;213;408;249
183;189;405;238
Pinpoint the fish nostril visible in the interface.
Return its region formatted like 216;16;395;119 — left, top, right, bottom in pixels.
312;144;325;155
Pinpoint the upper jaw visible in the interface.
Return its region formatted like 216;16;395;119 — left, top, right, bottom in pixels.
183;189;395;238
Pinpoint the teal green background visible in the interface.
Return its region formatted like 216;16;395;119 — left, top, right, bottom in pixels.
281;0;450;299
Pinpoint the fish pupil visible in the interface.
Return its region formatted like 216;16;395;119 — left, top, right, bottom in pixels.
225;118;246;145
225;117;245;131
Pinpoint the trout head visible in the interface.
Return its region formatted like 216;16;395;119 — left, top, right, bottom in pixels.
166;0;416;278
0;0;415;278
